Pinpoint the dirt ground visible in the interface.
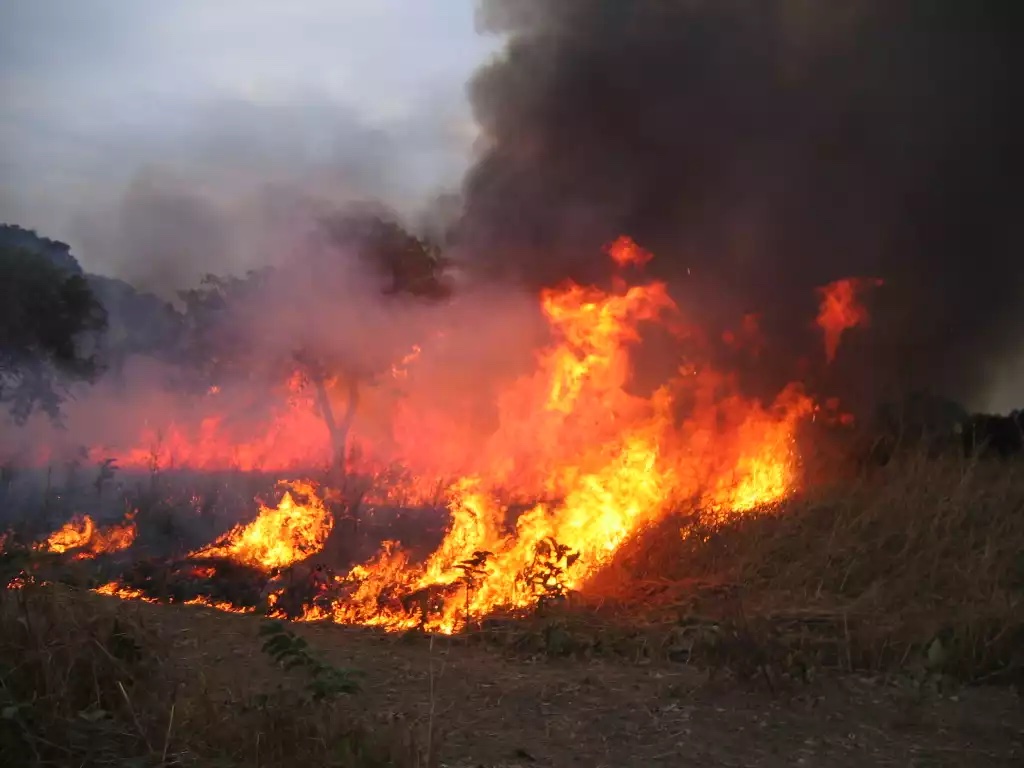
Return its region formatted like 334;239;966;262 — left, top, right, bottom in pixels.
135;599;1024;768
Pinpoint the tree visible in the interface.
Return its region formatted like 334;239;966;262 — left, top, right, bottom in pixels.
175;207;453;475
172;207;453;557
0;242;108;422
87;275;183;386
175;268;275;392
321;205;454;301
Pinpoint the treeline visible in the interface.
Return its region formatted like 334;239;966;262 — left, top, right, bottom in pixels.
846;391;1023;465
0;208;452;426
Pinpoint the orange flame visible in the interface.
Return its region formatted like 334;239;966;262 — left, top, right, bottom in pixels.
390;344;422;380
297;241;815;632
183;595;256;613
606;235;653;268
72;236;824;633
189;481;332;570
43;516;96;553
816;277;883;363
93;581;156;602
42;513;137;558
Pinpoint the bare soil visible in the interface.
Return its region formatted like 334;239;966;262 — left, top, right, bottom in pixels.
140;598;1023;768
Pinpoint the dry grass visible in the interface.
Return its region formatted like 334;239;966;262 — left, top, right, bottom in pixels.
0;583;440;768
551;453;1024;685
2;452;1024;765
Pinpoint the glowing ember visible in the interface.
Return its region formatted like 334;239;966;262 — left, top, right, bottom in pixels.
189;481;332;570
6;574;34;590
816;277;883;363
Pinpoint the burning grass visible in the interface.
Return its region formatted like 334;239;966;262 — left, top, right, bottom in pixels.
3;231;1023;765
188;480;331;570
3;451;1024;766
6;450;1023;692
40;511;137;559
539;453;1024;687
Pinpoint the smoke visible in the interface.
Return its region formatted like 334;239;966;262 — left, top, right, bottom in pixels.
457;0;1024;409
1;87;539;479
8;0;1023;485
1;215;546;480
43;90;477;297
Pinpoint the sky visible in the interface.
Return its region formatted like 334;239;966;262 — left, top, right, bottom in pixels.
0;1;499;280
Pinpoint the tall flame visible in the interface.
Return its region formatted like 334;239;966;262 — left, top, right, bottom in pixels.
189;481;332;570
816;277;883;363
303;241;815;632
70;237;824;633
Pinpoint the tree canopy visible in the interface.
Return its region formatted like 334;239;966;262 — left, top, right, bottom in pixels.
172;207;454;479
0;208;450;439
321;207;453;300
0;241;108;422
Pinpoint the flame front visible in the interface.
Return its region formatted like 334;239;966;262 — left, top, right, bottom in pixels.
299;241;815;632
57;237;827;633
189;480;332;570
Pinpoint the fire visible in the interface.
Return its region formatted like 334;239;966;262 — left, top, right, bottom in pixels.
94;581;156;602
87;513;138;556
43;516;96;553
390;344;422;380
816;277;883;363
41;513;137;558
183;595;256;613
189;481;332;570
93;408;332;474
606;235;654;268
284;242;816;632
32;236;834;634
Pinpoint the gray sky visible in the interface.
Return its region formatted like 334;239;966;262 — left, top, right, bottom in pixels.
0;1;498;281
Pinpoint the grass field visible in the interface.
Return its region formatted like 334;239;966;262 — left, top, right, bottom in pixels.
2;453;1024;766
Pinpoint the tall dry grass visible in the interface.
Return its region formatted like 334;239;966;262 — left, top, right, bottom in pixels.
589;452;1024;682
0;582;438;767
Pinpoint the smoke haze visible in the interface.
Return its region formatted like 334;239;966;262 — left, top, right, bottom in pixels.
4;0;1024;478
457;0;1024;410
56;95;479;297
0;1;496;294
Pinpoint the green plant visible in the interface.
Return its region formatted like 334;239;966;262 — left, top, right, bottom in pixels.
455;550;491;626
1;584;438;767
258;620;361;701
520;537;579;608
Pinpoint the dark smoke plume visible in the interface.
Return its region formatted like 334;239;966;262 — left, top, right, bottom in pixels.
458;0;1024;410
